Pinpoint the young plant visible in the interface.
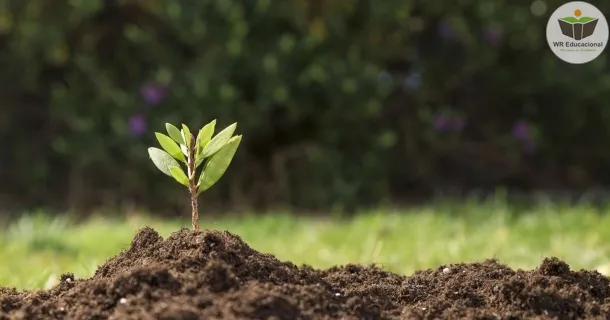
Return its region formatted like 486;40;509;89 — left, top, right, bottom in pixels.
147;120;242;230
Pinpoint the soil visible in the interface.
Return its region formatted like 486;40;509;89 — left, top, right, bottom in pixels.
1;228;610;319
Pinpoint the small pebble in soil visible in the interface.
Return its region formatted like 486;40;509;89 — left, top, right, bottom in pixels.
442;267;451;274
60;273;74;282
119;298;127;304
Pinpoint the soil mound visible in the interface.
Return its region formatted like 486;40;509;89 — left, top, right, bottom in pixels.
1;227;610;319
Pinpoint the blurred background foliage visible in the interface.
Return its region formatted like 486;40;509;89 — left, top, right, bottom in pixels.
1;0;610;217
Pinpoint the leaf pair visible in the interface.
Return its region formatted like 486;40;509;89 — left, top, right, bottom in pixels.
165;123;192;157
148;122;192;187
154;123;193;162
197;134;242;194
194;121;240;193
196;122;237;167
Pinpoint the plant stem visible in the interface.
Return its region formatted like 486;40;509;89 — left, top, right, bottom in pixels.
187;134;199;231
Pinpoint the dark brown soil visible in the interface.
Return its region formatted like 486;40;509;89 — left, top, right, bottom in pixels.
1;227;610;319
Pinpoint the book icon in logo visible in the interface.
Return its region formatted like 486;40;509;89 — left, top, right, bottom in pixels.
558;9;598;40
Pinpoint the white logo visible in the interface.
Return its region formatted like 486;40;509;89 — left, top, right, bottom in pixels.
546;1;608;64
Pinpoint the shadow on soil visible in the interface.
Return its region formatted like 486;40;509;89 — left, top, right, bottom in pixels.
1;227;609;319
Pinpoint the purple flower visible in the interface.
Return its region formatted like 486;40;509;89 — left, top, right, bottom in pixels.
511;120;535;153
511;121;531;141
484;26;503;45
140;83;167;105
438;19;460;41
128;114;147;136
434;115;450;131
433;114;465;133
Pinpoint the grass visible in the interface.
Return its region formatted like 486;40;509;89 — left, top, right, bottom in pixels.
2;199;610;290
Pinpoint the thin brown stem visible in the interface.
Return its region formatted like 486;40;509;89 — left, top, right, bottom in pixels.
187;133;199;231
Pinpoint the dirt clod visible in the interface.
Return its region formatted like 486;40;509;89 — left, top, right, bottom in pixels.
1;227;610;319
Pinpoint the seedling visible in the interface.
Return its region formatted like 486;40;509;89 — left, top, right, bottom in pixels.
148;120;242;230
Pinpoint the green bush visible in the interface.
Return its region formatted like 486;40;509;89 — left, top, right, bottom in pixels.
1;0;609;213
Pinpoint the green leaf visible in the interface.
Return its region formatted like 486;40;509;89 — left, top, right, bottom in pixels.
155;133;186;162
165;123;185;145
195;120;217;168
148;147;181;177
201;122;237;158
182;124;192;147
197;135;242;194
196;120;216;152
169;165;189;187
